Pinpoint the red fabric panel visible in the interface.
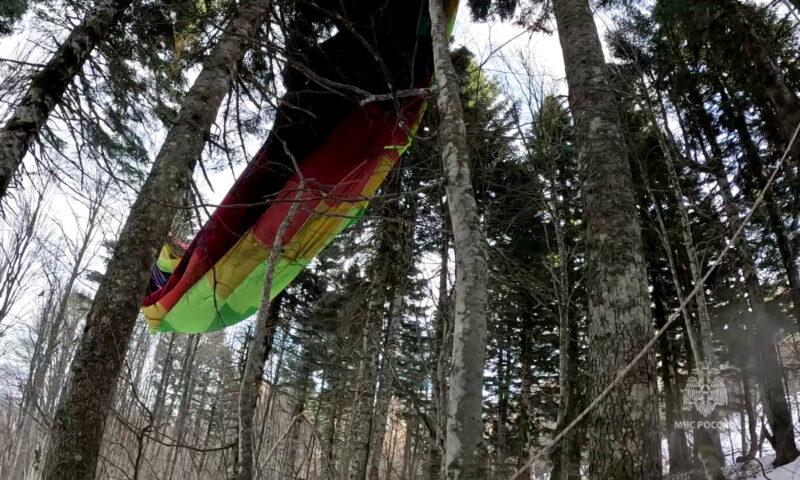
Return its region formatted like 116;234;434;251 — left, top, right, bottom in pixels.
143;99;422;312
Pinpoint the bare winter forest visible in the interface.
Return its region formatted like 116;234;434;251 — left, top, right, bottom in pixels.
3;0;800;479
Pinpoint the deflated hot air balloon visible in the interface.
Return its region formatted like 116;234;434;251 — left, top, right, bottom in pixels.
142;0;459;333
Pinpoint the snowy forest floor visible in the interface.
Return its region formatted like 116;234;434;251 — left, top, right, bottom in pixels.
727;455;800;479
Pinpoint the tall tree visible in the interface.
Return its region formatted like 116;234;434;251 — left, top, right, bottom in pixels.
41;2;272;477
551;0;662;477
429;0;489;477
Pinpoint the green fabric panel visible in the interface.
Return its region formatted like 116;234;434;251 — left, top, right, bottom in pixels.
269;259;310;299
217;303;248;330
156;256;175;273
222;257;309;325
159;200;371;333
157;321;176;334
160;276;220;333
206;315;226;333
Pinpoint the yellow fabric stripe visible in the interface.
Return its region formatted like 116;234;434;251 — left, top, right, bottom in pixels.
203;231;271;300
142;302;167;330
286;200;368;260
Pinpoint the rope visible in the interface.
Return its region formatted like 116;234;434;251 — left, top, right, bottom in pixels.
509;119;800;480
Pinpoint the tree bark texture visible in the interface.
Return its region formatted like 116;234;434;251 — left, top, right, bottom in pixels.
42;2;271;478
552;0;662;477
430;0;489;478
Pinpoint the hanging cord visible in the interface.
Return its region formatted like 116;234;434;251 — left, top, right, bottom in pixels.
509;119;800;480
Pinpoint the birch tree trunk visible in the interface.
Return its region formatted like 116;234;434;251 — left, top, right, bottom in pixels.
429;0;489;477
42;2;272;478
0;0;133;198
631;98;725;476
653;118;725;478
552;0;661;477
656;112;716;362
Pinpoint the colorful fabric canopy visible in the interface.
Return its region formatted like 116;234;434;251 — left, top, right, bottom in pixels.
142;0;459;333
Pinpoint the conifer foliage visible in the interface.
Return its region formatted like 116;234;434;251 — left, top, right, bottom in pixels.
3;0;800;479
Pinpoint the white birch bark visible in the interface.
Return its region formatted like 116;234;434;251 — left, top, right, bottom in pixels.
429;0;489;477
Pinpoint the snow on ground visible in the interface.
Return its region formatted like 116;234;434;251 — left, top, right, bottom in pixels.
726;455;800;479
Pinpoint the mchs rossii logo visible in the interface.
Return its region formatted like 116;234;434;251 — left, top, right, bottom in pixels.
675;362;728;430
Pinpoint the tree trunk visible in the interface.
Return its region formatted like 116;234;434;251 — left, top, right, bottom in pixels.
552;0;662;477
430;0;489;478
429;205;450;480
681;79;800;467
41;2;272;478
368;172;415;480
236;288;286;480
0;0;133;198
545;123;582;480
166;335;200;480
718;84;800;324
653;275;692;474
344;290;382;480
153;333;177;420
368;291;403;480
495;349;508;475
644;84;734;472
651;91;716;363
741;363;759;458
282;341;312;480
519;311;537;471
548;223;581;479
721;0;800;164
322;378;340;480
427;441;444;480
